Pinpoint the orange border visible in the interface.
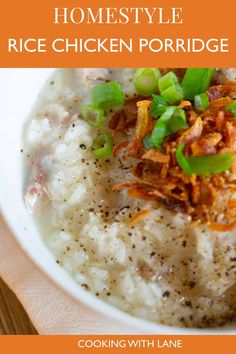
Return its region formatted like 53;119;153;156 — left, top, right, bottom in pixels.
1;0;236;67
0;335;236;353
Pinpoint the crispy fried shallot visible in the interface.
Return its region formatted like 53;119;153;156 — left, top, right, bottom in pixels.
112;141;129;157
128;209;152;227
228;199;236;208
109;82;236;231
178;117;203;145
191;133;222;156
129;100;151;151
209;220;236;232
226;122;236;152
142;148;169;164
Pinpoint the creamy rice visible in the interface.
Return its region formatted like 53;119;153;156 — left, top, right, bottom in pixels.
23;68;236;328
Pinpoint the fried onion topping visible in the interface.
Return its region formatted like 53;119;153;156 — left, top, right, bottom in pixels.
109;81;236;231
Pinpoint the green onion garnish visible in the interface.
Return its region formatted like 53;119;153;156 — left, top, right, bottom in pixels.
176;144;233;176
143;135;155;150
150;94;168;118
81;104;104;128
168;109;189;133
150;106;178;149
92;133;113;158
134;68;161;96
92;81;124;110
181;68;215;100
194;93;209;112
158;71;178;92
161;84;184;104
176;144;192;175
151;107;188;150
226;101;236;116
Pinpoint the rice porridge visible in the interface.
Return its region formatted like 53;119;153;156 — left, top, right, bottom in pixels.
23;68;236;328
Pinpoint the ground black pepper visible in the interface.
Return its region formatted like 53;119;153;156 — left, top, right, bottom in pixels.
162;291;170;298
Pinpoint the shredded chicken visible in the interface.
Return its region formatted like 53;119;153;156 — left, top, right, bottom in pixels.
24;175;50;213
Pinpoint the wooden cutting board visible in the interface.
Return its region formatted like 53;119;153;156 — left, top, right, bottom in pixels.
0;277;37;334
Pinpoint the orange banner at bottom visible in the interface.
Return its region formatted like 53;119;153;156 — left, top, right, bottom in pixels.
0;335;235;354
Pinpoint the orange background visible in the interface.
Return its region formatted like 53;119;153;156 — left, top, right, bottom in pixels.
0;0;235;67
0;335;236;353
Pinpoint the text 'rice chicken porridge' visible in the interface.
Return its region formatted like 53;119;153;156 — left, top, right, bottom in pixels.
23;68;236;328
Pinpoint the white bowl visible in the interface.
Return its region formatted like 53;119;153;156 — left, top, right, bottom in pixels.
0;68;235;334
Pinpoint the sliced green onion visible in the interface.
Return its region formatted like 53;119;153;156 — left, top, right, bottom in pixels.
176;144;233;176
226;100;236;116
168;109;189;133
151;107;189;150
176;144;192;175
91;81;124;110
181;68;215;100
150;106;177;149
150;94;168;118
134;68;161;96
158;71;178;92
194;93;209;112
143;135;155;150
92;133;113;158
81;104;104;128
161;84;184;104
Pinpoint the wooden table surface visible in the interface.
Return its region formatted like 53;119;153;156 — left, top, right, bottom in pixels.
0;277;37;335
